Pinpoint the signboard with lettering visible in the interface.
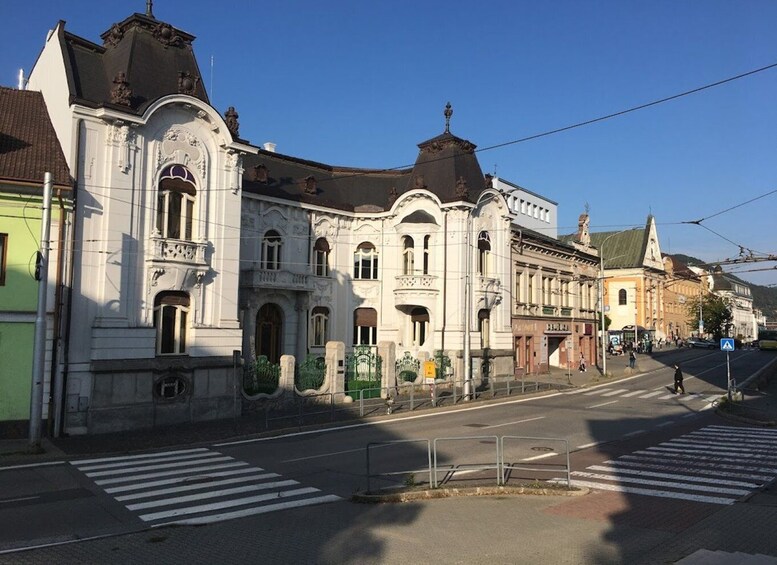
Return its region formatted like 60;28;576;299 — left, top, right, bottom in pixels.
423;361;437;381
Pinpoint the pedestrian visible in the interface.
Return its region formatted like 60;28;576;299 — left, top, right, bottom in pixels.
578;353;587;372
673;364;685;394
628;349;636;369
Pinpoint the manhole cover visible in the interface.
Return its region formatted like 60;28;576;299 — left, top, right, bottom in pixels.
531;446;555;452
465;423;489;428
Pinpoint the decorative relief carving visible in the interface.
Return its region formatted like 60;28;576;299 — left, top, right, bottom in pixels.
103;23;124;47
110;72;132;106
178;71;199;95
455;176;469;199
224;106;239;138
154;22;184;47
159;128;205;178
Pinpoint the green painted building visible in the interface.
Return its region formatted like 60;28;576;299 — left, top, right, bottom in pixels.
0;86;72;437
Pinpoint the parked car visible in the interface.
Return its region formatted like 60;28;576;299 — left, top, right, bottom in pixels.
687;337;716;349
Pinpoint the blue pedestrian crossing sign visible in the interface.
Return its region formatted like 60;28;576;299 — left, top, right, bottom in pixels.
720;338;735;352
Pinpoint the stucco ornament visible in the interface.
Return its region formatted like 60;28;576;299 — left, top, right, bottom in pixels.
159;128;205;178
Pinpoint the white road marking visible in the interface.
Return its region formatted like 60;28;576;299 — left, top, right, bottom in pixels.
0;461;64;472
1;495;40;504
94;462;249;486
115;472;281;501
152;495;343;526
82;456;235;478
74;448;210;465
138;486;321;522
583;388;612;395
553;479;734;505
658;393;677;400
601;389;630;397
105;466;268;494
620;390;647;398
638;391;664;399
520;452;559;462
623;430;646;437
620;452;777;475
586;400;619;409
570;471;750;496
656;421;675;428
585;465;760;488
77;451;220;471
483;416;546;429
603;458;775;483
576;441;603;450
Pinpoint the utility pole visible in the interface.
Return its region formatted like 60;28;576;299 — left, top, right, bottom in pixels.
29;172;52;451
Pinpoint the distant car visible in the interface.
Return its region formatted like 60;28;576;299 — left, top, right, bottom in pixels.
687;337;716;349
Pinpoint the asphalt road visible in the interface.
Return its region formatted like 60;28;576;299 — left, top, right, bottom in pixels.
0;348;772;556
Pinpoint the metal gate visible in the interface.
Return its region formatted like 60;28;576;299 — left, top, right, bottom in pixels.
434;350;452;379
345;346;382;399
244;355;280;396
396;351;420;383
296;355;326;391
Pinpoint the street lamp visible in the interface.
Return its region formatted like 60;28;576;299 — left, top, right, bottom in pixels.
598;228;640;377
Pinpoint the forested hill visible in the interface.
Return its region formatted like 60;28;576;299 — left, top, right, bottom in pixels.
670;254;777;320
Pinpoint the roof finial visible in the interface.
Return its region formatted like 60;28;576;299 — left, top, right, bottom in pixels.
146;0;154;18
444;102;453;133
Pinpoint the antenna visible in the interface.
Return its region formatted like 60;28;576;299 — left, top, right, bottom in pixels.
210;55;214;104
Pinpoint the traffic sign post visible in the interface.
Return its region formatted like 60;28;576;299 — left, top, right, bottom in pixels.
720;339;735;401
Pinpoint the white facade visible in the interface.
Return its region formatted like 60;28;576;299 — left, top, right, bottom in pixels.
495;177;558;239
28;21;252;434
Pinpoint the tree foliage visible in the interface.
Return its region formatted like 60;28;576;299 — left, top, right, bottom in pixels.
686;294;733;339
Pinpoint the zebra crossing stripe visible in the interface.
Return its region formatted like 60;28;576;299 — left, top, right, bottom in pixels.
645;446;777;464
555;479;736;505
686;432;777;446
138;486;321;522
76;451;221;472
105;467;267;494
602;458;775;483
94;461;249;485
657;393;677;400
81;456;236;478
665;439;777;454
706;425;777;436
570;471;750;496
73;448;211;465
126;479;300;511
584;388;611;395
154;494;343;527
601;389;630;397
618;453;777;476
585;465;761;488
620;390;647;398
638;391;664;399
114;472;281;501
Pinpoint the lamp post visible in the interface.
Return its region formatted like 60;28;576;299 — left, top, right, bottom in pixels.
598;228;639;377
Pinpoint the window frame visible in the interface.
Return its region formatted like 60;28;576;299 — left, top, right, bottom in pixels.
402;236;415;275
477;231;491;276
353;242;379;280
313;238;330;277
156;165;196;241
310;306;329;347
262;230;282;271
153;291;190;356
618;288;628;306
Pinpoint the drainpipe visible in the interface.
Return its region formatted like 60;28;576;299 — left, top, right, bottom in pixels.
47;187;68;436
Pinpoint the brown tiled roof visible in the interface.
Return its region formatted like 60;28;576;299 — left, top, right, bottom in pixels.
0;86;72;188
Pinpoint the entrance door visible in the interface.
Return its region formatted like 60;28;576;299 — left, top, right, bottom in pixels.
256;303;283;363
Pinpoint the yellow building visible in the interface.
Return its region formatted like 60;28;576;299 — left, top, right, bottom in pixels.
662;255;703;340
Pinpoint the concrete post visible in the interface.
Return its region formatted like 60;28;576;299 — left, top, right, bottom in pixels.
279;355;295;397
378;341;396;399
326;341;345;401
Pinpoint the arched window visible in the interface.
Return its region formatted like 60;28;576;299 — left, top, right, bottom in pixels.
477;231;491;276
354;242;378;280
618;288;627;306
402;236;415;275
478;309;490;349
423;235;430;274
313;238;330;277
310;306;329;347
156;165;196;241
353;307;378;345
154;291;190;355
262;230;282;270
411;307;429;346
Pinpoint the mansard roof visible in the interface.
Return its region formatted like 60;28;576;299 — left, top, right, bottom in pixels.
57;13;209;115
242;148;412;212
0;87;72;188
242;110;489;213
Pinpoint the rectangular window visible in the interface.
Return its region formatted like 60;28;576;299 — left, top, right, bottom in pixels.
0;233;6;285
527;273;534;304
514;271;522;303
354;325;377;346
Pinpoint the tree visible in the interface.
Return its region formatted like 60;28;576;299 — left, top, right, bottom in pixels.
686;294;733;339
597;311;612;331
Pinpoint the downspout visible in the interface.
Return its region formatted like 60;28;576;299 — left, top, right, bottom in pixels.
55;118;82;437
440;212;447;352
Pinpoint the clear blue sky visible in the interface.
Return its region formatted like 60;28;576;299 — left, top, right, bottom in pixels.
3;1;776;286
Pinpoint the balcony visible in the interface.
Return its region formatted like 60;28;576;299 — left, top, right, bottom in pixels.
394;274;439;308
241;266;313;292
148;235;207;266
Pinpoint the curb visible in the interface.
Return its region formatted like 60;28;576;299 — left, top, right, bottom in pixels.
352;484;589;504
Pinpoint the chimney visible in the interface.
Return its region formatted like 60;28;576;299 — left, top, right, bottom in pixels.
263;142;276;153
17;69;25;90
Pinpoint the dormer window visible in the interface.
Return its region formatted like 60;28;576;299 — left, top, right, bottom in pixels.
156;165;196;241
